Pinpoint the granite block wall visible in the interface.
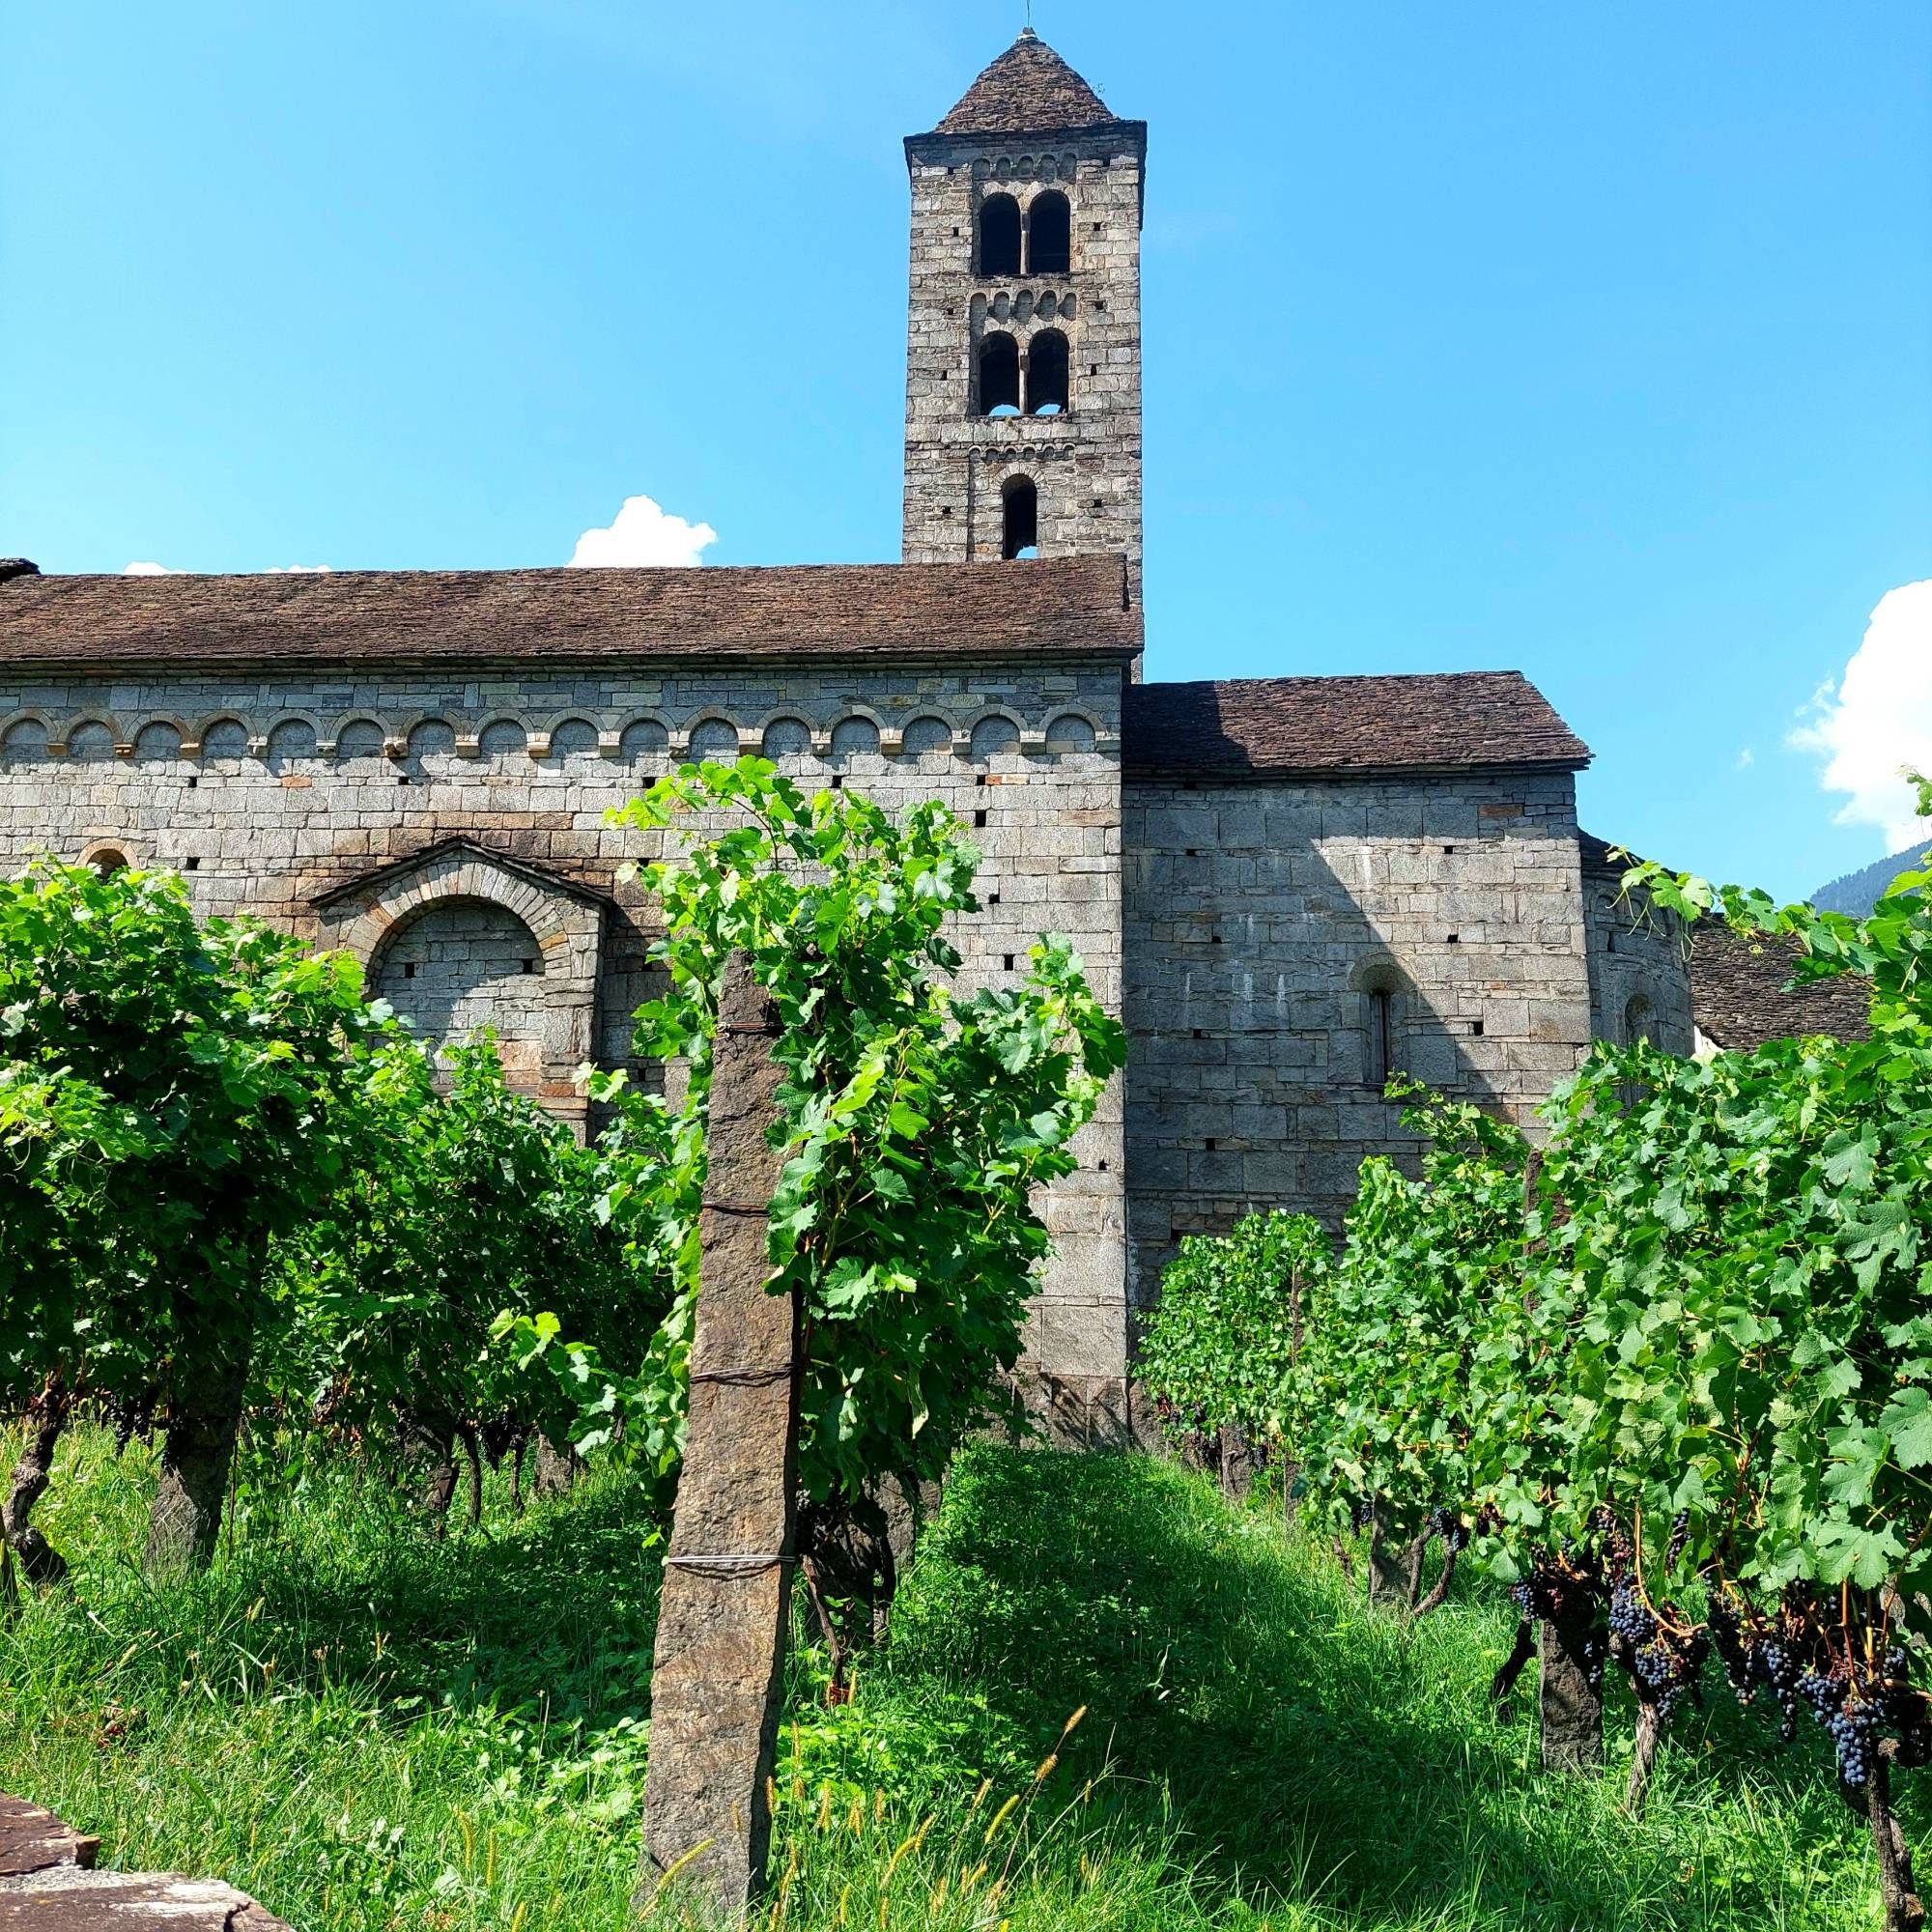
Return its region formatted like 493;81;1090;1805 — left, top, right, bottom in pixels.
0;655;1130;1431
1122;768;1597;1313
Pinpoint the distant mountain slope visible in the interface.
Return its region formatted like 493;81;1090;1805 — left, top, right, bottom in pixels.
1811;842;1931;915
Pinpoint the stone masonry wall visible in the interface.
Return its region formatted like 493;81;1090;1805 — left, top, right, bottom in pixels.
0;655;1131;1436
1581;849;1696;1057
1122;768;1596;1315
902;128;1144;600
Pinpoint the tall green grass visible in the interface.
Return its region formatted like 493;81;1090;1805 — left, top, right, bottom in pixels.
0;1429;1915;1929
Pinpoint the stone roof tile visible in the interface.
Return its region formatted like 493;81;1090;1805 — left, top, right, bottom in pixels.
0;557;1138;670
1122;671;1591;778
933;30;1121;136
1690;923;1873;1051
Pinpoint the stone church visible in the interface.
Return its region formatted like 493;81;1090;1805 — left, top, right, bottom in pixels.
0;31;1702;1441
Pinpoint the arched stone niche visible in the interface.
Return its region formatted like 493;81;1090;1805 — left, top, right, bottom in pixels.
314;838;607;1124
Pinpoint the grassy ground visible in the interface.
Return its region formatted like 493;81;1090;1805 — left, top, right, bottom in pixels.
0;1430;1917;1930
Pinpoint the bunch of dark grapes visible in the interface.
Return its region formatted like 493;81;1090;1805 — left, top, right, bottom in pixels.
106;1392;156;1453
1666;1510;1690;1567
1830;1699;1882;1788
1428;1506;1467;1552
1633;1630;1708;1723
1348;1497;1374;1533
1759;1638;1804;1742
1708;1601;1758;1705
1608;1575;1657;1652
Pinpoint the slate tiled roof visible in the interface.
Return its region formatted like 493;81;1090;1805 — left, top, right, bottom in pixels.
0;557;1139;669
1122;672;1591;778
1690;923;1872;1050
933;30;1122;135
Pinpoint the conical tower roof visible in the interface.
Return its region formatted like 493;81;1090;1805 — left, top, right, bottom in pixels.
934;28;1122;136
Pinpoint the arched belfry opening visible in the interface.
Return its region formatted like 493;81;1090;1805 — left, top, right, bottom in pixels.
977;332;1021;415
1027;329;1069;415
1001;475;1038;559
1027;190;1070;274
978;193;1021;276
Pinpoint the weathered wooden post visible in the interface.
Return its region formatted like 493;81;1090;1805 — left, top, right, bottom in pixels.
637;952;799;1921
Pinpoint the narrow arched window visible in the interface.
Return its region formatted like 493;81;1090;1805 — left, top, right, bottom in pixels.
1027;190;1070;275
1623;994;1655;1047
977;332;1020;415
88;847;128;875
1620;994;1656;1108
1026;329;1069;415
1001;476;1038;560
978;194;1021;277
1362;978;1404;1091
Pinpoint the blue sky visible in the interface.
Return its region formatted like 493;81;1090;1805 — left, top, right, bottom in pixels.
4;2;1927;899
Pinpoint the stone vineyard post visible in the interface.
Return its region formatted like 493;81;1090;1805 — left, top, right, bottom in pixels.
637;951;800;1920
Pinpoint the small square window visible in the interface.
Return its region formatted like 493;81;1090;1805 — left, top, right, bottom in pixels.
1003;953;1015;971
402;962;416;980
521;959;537;976
974;808;987;827
184;857;200;872
988;891;1001;905
1446;932;1460;944
1204;1137;1217;1151
1469;1018;1485;1037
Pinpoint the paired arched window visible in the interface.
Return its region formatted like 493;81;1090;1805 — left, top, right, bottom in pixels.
978;332;1021;415
976;189;1071;277
1027;329;1069;414
1001;476;1038;560
1028;191;1070;274
974;330;1071;418
978;194;1022;276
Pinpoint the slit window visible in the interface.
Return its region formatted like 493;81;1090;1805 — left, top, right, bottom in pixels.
1001;475;1038;559
1364;981;1403;1091
1027;190;1070;274
1026;328;1069;415
978;193;1021;276
977;332;1020;415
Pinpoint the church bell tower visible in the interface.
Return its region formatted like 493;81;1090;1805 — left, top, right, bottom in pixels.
901;30;1146;599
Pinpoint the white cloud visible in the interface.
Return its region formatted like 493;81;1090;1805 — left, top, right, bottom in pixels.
1734;747;1755;771
567;493;717;569
1792;580;1932;852
123;561;332;576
